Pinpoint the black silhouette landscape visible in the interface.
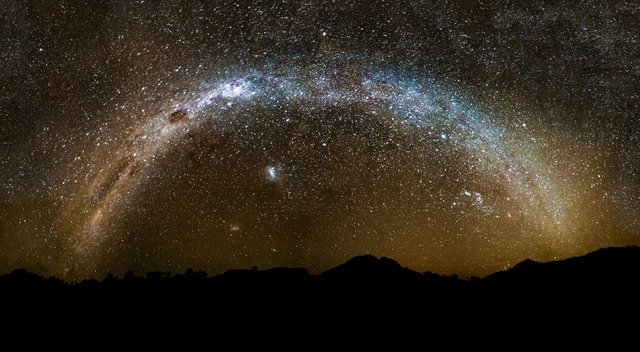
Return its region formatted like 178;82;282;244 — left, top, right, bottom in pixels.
4;246;640;315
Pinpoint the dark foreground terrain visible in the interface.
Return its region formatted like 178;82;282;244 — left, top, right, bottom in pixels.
3;246;640;335
4;247;640;302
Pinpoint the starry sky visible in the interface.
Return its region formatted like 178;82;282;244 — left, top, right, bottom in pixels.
1;0;639;279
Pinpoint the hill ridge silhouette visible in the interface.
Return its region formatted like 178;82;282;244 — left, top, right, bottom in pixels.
3;246;640;323
2;246;639;287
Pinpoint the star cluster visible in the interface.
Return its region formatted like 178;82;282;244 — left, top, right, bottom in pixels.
1;1;639;279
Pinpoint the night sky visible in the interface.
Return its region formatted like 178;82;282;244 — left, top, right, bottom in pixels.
2;1;639;279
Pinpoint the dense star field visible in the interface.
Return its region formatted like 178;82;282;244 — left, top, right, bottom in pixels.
1;1;639;279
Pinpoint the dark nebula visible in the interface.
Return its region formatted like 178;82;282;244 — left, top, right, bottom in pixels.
168;109;189;124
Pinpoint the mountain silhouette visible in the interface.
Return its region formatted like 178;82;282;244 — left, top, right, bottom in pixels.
319;255;422;282
484;246;640;290
2;246;640;323
3;246;640;292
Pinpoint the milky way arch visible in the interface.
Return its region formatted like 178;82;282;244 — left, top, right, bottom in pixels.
72;59;568;264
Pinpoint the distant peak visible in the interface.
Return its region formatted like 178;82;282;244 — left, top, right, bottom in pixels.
514;258;539;267
344;254;379;265
320;254;419;279
379;256;403;268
